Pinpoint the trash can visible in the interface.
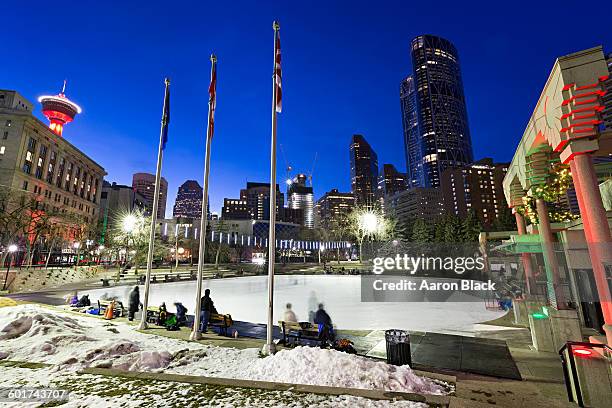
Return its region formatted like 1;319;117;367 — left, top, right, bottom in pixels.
385;329;411;366
559;341;611;408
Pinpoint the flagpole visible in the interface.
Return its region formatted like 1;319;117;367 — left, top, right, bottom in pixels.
138;78;170;330
190;54;217;341
263;21;280;356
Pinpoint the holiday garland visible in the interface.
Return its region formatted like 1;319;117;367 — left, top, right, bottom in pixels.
516;165;579;224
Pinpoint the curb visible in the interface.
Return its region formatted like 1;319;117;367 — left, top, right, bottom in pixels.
79;367;452;406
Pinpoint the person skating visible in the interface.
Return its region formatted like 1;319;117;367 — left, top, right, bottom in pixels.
284;303;298;322
127;286;141;321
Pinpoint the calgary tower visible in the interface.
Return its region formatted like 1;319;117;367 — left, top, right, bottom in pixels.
38;80;82;136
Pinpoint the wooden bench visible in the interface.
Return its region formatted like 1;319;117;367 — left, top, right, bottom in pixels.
278;321;320;346
207;313;233;336
145;306;174;325
98;300;125;318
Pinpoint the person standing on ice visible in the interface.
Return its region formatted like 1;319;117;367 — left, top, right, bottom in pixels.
127;286;141;321
200;289;216;333
314;303;335;346
284;303;298;322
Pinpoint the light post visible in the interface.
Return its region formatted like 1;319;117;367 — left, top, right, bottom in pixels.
122;214;137;268
73;242;81;266
358;211;379;262
3;244;18;291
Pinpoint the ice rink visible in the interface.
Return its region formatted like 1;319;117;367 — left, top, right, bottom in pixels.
83;275;507;332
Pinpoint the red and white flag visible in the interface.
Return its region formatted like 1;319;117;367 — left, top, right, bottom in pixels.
274;29;282;113
209;58;217;138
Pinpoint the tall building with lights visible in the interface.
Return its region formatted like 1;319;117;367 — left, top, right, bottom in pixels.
387;187;445;228
38;81;81;137
240;182;284;221
350;134;378;207
0;88;105;227
441;158;508;225
173;180;203;219
132;172;168;219
287;173;314;229
315;189;355;229
400;35;473;188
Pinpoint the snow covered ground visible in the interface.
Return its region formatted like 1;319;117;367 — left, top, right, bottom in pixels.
82;275;506;332
0;304;449;402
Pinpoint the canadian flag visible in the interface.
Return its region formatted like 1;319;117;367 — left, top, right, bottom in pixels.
274;30;282;113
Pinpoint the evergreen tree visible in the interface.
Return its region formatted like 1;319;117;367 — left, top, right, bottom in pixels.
461;210;482;242
443;215;463;243
492;207;516;231
433;217;446;243
411;218;432;243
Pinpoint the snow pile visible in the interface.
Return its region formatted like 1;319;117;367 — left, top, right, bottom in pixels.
239;347;446;394
0;305;448;396
0;304;201;370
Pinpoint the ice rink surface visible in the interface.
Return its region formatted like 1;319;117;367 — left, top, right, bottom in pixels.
83;275;506;332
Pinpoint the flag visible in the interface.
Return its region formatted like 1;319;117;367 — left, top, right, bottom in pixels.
161;79;171;150
209;58;217;138
274;29;282;113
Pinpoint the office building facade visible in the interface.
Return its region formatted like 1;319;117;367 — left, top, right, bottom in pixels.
386;187;445;228
0;89;105;226
315;189;355;229
350;134;378;207
132;172;168;219
287;173;314;228
441;158;508;225
173;180;203;219
400;35;474;188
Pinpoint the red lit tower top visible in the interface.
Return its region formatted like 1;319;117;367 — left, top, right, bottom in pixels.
38;80;82;136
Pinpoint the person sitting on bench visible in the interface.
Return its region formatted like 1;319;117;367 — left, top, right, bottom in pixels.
284;303;298;322
174;302;188;327
157;302;168;326
314;303;335;347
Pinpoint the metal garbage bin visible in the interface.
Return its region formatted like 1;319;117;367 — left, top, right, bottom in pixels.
385;329;411;366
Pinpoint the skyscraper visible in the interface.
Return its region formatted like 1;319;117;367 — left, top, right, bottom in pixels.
287;173;314;228
132;172;168;219
350;134;378;207
400;35;474;188
440;158;508;224
315;189;355;229
239;182;284;221
173;180;203;219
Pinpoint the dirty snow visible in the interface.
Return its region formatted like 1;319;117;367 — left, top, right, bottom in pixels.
0;304;448;397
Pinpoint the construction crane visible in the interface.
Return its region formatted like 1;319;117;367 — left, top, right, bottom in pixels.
307;152;317;187
279;144;293;186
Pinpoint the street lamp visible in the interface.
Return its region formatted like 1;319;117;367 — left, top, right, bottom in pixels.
3;245;18;291
360;211;379;234
122;214;138;233
73;242;81;266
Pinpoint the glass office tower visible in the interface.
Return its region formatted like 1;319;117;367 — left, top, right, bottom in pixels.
401;35;473;187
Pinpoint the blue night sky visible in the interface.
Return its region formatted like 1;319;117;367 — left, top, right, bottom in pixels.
2;1;610;216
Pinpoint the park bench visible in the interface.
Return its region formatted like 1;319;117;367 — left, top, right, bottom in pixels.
145;306;175;325
278;320;321;346
98;299;125;318
208;313;233;336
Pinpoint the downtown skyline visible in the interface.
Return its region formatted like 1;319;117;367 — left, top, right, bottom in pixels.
2;1;610;216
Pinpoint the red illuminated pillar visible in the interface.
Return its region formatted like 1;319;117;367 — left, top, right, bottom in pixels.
569;154;612;345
